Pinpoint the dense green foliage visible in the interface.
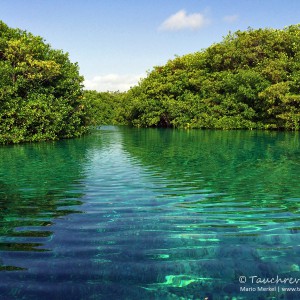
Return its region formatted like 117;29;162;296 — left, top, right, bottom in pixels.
82;90;128;126
3;22;300;142
0;21;89;143
121;25;300;130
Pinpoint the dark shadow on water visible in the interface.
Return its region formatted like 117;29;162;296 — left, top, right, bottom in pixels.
0;139;88;272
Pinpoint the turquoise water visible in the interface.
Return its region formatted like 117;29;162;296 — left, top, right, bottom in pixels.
0;126;300;300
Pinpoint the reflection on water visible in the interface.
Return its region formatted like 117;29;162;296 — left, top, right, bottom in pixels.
0;126;300;299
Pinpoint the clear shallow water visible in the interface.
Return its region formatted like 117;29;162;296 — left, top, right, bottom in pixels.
0;126;300;300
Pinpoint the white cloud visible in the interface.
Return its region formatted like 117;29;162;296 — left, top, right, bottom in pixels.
159;9;210;31
223;14;239;23
84;74;145;92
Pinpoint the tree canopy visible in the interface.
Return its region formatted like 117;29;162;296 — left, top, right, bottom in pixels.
3;22;300;143
0;21;89;143
121;25;300;130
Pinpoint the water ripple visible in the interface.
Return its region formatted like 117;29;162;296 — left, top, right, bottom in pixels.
0;127;300;299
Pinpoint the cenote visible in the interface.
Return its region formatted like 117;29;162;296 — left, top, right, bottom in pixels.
0;126;300;300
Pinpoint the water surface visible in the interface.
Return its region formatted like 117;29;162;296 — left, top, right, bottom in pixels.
0;126;300;299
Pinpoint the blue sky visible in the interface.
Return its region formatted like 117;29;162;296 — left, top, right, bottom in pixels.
1;0;300;91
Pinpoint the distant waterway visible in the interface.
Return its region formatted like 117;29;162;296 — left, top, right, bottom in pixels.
0;126;300;299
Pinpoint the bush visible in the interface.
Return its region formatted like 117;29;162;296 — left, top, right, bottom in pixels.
0;21;89;143
125;25;300;130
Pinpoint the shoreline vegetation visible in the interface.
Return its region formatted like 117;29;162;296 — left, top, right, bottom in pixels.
2;21;300;143
0;21;89;144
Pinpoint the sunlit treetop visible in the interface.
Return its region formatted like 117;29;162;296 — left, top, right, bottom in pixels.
0;21;89;144
123;24;300;130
